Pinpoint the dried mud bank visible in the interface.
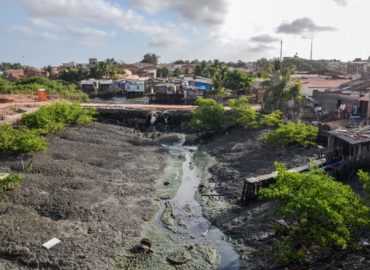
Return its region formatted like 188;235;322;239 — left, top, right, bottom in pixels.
0;123;166;270
201;128;370;269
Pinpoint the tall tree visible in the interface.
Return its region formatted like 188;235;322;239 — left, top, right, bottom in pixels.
141;53;160;65
222;69;252;90
263;59;302;112
173;68;181;77
158;67;170;78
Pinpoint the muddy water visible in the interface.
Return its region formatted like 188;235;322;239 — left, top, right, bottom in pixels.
157;138;240;269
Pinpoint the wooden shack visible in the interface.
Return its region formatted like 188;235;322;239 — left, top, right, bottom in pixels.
326;126;370;170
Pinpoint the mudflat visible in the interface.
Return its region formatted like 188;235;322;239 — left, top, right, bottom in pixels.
0;123;166;269
202;128;370;269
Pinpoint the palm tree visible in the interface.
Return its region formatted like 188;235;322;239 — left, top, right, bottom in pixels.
264;59;299;112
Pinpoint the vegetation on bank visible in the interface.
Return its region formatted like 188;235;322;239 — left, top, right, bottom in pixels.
191;97;277;131
20;103;97;135
0;125;47;153
358;170;370;202
260;122;318;148
0;103;96;154
259;163;370;264
192;97;317;148
0;77;89;102
0;174;25;192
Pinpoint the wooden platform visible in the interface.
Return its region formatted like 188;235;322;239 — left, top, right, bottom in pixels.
241;159;326;203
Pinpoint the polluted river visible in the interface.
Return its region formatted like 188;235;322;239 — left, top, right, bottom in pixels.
122;134;240;269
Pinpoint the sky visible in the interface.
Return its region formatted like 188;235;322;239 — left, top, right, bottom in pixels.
0;0;368;67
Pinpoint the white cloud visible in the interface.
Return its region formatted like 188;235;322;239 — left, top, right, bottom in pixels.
29;17;56;30
250;34;279;43
277;17;337;35
65;26;116;47
129;0;229;26
10;25;59;41
66;26;116;38
333;0;348;6
17;0;186;48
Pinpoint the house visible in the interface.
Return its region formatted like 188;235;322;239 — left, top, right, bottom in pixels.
25;67;47;78
347;60;370;78
89;58;98;66
80;79;115;95
80;79;99;95
99;80;114;95
327;60;348;74
154;83;177;94
179;64;196;75
311;77;370;116
183;86;204;103
326;126;370;171
297;75;351;96
115;80;126;91
125;79;145;98
7;69;25;80
126;74;140;80
125;79;145;93
62;61;75;68
189;77;213;92
142;68;157;79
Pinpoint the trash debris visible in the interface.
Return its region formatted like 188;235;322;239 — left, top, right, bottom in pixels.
42;238;61;250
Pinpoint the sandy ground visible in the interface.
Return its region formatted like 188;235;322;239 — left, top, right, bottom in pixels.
0;94;55;124
202;128;370;269
0;123;166;270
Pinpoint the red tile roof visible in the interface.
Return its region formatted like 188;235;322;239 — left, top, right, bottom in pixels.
300;77;350;89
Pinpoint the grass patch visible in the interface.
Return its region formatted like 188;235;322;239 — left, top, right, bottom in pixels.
0;174;25;192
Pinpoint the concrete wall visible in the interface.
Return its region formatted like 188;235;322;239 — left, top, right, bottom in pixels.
97;108;192;131
312;90;360;113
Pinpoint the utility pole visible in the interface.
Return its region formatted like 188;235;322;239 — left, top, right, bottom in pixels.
280;38;283;61
310;38;313;60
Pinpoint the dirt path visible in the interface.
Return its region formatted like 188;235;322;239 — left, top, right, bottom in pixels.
0;123;166;269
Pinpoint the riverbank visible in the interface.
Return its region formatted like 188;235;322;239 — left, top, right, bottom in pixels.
0;123;166;269
201;128;370;269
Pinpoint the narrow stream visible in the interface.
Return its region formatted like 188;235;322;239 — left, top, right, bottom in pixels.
157;137;240;270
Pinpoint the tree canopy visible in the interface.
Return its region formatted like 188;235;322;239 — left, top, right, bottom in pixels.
260;163;370;263
263;59;302;112
141;53;160;65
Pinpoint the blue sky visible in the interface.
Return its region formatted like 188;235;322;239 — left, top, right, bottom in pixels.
0;0;369;67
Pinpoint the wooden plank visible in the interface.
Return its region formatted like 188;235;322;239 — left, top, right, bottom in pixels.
245;159;325;184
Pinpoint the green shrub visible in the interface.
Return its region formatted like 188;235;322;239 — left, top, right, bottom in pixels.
260;122;318;148
0;125;47;153
259;110;283;127
0;174;25;192
357;170;370;202
227;97;258;128
260;163;370;263
20;103;97;134
191;97;229;131
0;103;96;154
